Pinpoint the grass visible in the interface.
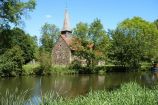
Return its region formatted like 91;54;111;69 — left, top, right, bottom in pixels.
22;63;40;75
1;82;158;105
50;65;78;74
41;82;158;105
22;63;151;76
23;64;77;75
0;89;32;105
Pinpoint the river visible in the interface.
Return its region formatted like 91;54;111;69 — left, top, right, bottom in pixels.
0;72;157;104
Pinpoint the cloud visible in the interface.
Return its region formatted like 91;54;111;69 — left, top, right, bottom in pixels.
45;14;52;19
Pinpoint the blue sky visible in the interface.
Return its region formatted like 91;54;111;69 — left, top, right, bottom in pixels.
23;0;158;38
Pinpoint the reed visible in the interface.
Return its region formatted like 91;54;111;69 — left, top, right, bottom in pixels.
1;82;158;105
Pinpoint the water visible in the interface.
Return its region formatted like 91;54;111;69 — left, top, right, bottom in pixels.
0;72;157;104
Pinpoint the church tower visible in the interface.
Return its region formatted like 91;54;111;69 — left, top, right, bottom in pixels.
61;9;72;37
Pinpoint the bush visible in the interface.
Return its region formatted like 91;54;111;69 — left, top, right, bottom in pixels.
38;51;52;75
0;46;24;76
22;63;40;75
69;60;82;72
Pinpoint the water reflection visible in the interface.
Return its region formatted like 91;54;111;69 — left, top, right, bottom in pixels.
0;72;158;104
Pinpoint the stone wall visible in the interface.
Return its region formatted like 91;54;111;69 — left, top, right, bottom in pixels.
52;37;71;65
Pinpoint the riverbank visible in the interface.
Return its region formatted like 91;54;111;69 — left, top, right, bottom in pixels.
1;82;158;105
22;63;151;76
0;63;151;77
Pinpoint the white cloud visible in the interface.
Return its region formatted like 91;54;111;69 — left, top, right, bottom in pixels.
45;14;52;19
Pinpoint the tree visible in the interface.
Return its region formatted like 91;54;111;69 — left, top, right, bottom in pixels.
40;23;60;52
73;22;93;67
73;19;110;67
0;28;37;63
73;22;89;41
0;45;24;76
0;0;36;28
110;29;142;68
88;19;110;65
153;19;158;29
110;17;158;69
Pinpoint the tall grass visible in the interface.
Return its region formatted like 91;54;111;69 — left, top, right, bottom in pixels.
41;82;158;105
0;89;33;105
1;82;158;105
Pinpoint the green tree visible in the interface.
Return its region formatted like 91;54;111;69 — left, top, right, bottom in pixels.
0;45;24;76
73;22;89;41
110;29;142;68
110;17;158;69
73;22;93;67
0;0;36;28
88;19;110;65
73;19;110;67
40;23;60;52
37;50;52;75
153;19;158;29
0;28;37;63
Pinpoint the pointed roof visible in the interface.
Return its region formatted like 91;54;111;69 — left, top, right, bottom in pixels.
62;9;71;32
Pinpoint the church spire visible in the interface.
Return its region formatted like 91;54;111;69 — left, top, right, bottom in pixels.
61;9;72;35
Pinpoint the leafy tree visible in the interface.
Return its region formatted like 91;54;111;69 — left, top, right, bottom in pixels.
0;45;24;76
0;0;36;28
153;19;158;29
110;29;141;68
73;22;93;67
73;22;89;41
34;50;52;75
88;19;110;65
73;19;110;67
110;17;158;69
40;23;60;52
0;28;37;63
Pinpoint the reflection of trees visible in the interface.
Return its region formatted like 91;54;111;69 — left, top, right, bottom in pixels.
1;72;154;101
0;77;35;95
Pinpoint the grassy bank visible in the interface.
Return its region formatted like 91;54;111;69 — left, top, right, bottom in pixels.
22;64;77;75
1;82;158;105
22;63;151;76
42;82;158;105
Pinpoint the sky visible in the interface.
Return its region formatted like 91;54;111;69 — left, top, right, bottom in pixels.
23;0;158;39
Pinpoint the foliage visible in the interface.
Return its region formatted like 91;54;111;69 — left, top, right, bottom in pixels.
73;19;110;67
153;19;158;29
22;63;40;75
51;65;77;74
110;17;158;69
73;22;89;40
41;82;158;105
0;0;36;28
0;45;24;76
40;23;60;52
0;89;33;105
36;50;52;75
0;28;38;63
69;60;82;71
1;82;158;105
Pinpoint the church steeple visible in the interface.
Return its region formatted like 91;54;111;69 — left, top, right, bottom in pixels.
61;9;72;36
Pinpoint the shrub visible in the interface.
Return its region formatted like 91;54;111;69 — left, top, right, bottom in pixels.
38;51;52;75
69;60;82;72
0;46;24;76
22;63;40;75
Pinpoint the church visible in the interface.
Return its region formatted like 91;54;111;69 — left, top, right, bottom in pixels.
52;9;76;65
52;9;105;66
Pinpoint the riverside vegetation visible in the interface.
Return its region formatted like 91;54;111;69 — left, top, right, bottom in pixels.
1;82;158;105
